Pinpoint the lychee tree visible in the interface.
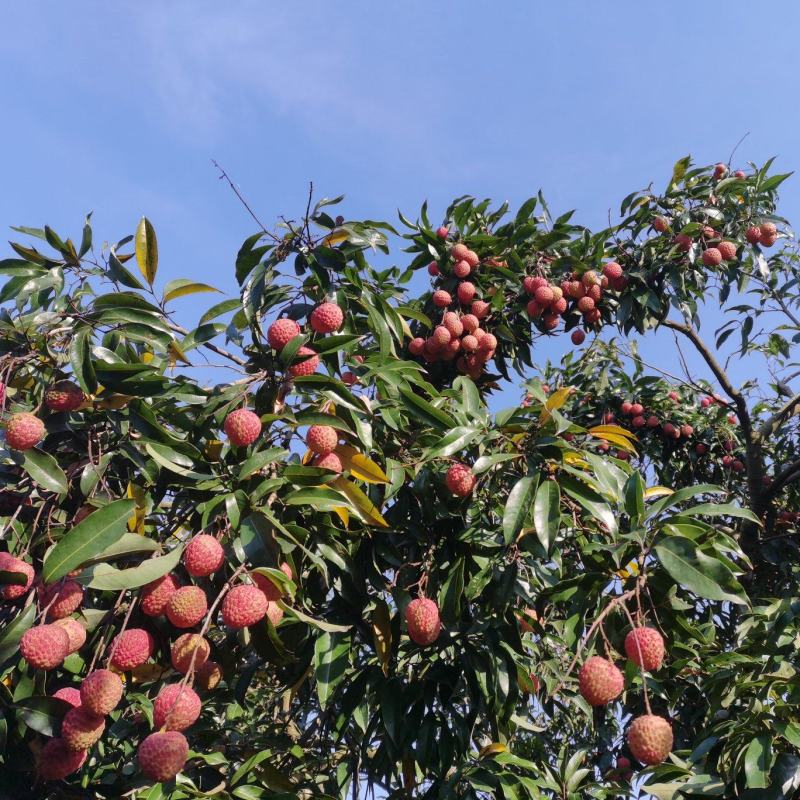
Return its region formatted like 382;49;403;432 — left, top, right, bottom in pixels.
0;158;799;798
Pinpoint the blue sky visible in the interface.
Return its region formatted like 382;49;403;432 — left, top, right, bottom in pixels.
1;1;799;402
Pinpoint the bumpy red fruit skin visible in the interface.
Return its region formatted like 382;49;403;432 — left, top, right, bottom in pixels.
306;425;338;455
627;715;673;765
153;683;202;731
5;412;45;451
224;409;262;447
141;573;181;617
673;233;693;252
445;462;476;496
534;285;554;305
81;669;124;715
0;554;34;599
745;225;762;244
427;261;440;276
171;633;210;673
53;618;87;654
717;241;737;261
45;380;85;412
138;731;189;782
713;162;727;178
702;247;722;266
314;452;343;472
471;300;489;319
432;290;451;308
405;598;441;645
571;329;586;345
267;318;301;351
602;261;623;280
409;337;425;357
266;600;284;626
110;628;155;671
41;579;84;620
62;706;105;751
38;738;87;780
20;625;69;670
288;346;320;377
436;226;449;239
653;216;669;232
310;302;344;334
196;660;222;690
624;627;665;670
578;656;624;706
183;534;224;577
53;686;83;707
167;586;208;628
222;584;268;628
451;243;469;261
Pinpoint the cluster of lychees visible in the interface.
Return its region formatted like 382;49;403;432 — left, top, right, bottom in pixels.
4;528;292;783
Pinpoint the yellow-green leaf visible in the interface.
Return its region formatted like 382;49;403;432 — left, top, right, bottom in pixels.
331;477;389;528
645;486;673;500
135;216;158;285
336;445;389;484
163;279;221;303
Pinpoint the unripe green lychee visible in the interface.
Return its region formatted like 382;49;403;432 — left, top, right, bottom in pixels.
578;656;623;706
5;412;45;451
405;598;441;645
138;731;189;782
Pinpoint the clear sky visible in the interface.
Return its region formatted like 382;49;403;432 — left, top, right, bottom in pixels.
1;1;799;402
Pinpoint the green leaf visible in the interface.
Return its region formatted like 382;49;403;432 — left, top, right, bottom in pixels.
744;735;771;789
503;475;538;545
425;426;480;460
280;602;350;633
239;448;289;481
314;631;350;708
533;480;560;553
84;545;184;590
42;499;135;583
163;278;221;303
678;502;760;524
135;217;158;284
69;326;97;394
654;536;748;605
624;472;645;524
0;603;36;664
15;696;72;737
18;449;68;494
398;387;455;431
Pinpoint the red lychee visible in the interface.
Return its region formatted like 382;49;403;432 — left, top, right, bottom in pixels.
680;424;693;438
196;660;222;690
153;683;201;731
167;586;208;628
453;259;471;278
461;335;478;353
717;241;737;261
445;462;476;497
409;337;425;356
646;415;659;428
577;296;595;314
436;226;449;239
432;290;451;308
20;624;69;670
464;249;480;268
630;403;643;416
461;314;479;333
405;597;441;645
314;452;343;472
442;312;463;338
224;408;262;447
267;318;301;351
578;656;624;706
662;422;679;439
713;162;727;179
471;300;489;319
632;416;646;428
673;233;693;252
523;276;548;296
80;669;124;715
745;226;762;244
53;618;86;654
45;380;85;412
627;715;673;765
457;282;476;305
141;573;181;617
653;216;669;233
138;731;189;782
432;325;451;347
534;286;555;305
62;706;105;751
624;627;665;670
451;243;469;261
40;579;84;620
702;247;722;266
5;412;45;451
171;633;210;674
266;600;284;626
38;738;87;780
0;554;34;600
427;261;439;276
53;686;83;707
620;402;633;416
602;262;623;280
222;584;268;628
306;425;338;455
310;302;344;334
183;534;224;577
526;300;544;318
288;346;320;377
110;628;155;671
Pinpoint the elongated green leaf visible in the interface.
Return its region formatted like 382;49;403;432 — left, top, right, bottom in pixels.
624;472;645;525
533;480;560;553
426;426;480;460
84;545;183;590
503;475;538;545
239;448;288;480
163;278;221;303
69;326;97;394
135;217;158;284
677;502;760;524
654;536;748;605
560;475;617;535
42;499;135;583
744;735;771;789
0;603;36;664
15;696;72;737
280;602;350;633
314;631;351;708
398;387;455;431
645;483;722;520
19;449;68;494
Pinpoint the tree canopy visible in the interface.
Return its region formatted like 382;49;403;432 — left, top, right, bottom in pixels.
1;156;799;799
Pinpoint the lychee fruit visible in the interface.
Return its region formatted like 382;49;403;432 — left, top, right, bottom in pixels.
523;276;547;296
627;715;673;765
40;580;84;620
432;325;451;347
141;573;181;617
442;312;463;338
52;618;86;654
432;290;451;308
436;226;449;239
578;656;624;706
5;412;45;451
222;584;268;628
314;452;343;472
0;554;34;600
153;683;201;731
252;570;286;602
266;600;284;626
38;738;87;780
445;462;476;497
287;346;320;377
629;402;643;416
680;424;693;438
569;329;586;346
427;261;439;276
53;686;83;707
534;286;555;305
631;415;646;428
267;318;301;351
167;586;208;628
461;335;478;353
310;302;344;334
646;415;659;428
471;300;489;319
577;296;595;314
745;226;762;244
457;282;476;305
405;598;441;645
224;408;262;446
526;300;543;318
20;624;69;670
702;248;722;266
653;216;669;233
602;262;623;280
306;425;338;455
109;628;155;671
673;233;693;252
62;706;105;751
138;731;189;782
196;660;222;690
450;243;468;261
452;259;470;278
717;241;737;261
464;250;480;268
45;380;85;413
409;337;425;356
461;314;479;333
624;627;665;670
80;669;124;715
183;534;224;577
713;162;727;179
171;633;210;674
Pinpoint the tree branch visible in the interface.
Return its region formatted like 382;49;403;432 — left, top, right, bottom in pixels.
759;392;800;440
